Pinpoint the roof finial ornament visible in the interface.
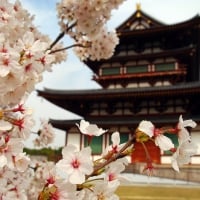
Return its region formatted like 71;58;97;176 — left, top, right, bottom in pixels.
136;3;141;18
136;3;141;11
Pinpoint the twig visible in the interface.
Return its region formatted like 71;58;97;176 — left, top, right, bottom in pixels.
48;22;77;50
49;43;91;54
91;133;136;176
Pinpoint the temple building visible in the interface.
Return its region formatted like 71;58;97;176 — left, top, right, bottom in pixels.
38;4;200;165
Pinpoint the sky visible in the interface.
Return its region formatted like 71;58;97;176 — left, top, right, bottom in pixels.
14;0;200;148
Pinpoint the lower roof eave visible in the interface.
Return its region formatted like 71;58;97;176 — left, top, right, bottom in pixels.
49;115;200;131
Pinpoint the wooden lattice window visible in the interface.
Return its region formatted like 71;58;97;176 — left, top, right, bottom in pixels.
120;134;129;144
84;135;103;154
163;133;179;155
126;65;148;73
101;67;120;75
155;63;175;72
109;132;129;144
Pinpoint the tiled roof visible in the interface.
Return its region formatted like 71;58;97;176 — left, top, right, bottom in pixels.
38;81;200;99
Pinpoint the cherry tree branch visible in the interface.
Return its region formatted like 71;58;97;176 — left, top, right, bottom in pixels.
91;133;136;176
49;43;91;54
48;22;77;50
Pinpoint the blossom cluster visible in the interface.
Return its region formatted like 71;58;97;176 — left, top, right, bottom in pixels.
0;0;66;107
56;0;122;60
36;117;197;199
0;0;127;199
0;116;198;199
137;115;198;173
34;119;55;147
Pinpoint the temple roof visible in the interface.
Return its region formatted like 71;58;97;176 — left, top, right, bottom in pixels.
117;15;200;36
37;5;200;131
49;113;200;131
116;4;200;35
84;7;200;75
37;82;200;118
117;3;166;32
38;81;200;100
49;116;179;131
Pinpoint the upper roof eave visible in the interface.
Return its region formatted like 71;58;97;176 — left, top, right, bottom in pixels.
116;9;166;31
117;14;200;36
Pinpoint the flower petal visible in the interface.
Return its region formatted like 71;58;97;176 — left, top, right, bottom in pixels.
155;135;174;151
111;131;120;145
138;120;154;137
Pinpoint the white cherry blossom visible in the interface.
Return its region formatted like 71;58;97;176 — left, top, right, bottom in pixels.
56;144;93;184
50;179;77;200
12;113;35;139
76;119;107;136
171;140;198;172
171;115;198;172
86;181;120;200
0;137;24;170
14;152;30;172
0;120;12;131
34;119;55;147
138;120;174;151
103;131;125;155
177;115;197;144
105;159;129;184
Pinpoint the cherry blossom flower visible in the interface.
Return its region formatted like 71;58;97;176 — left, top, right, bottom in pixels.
86;181;120;200
0;166;33;200
0;136;25;170
177;115;197;144
38;178;76;200
76;119;107;137
138;120;174;151
105;159;130;184
171;140;198;172
74;28;119;61
0;120;12;131
51;179;77;200
171;115;198;172
28;160;56;200
103;131;126;156
14;152;30;172
0;46;20;77
12;113;35;139
56;144;93;184
57;0;122;61
34;119;55;147
0;0;65;106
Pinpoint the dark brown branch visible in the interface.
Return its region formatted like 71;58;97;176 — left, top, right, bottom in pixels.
49;43;90;54
48;22;77;50
91;133;136;176
49;31;65;50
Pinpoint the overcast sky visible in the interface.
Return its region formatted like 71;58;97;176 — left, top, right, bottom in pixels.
15;0;200;148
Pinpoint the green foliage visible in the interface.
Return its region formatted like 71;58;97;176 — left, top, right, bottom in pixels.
24;147;62;162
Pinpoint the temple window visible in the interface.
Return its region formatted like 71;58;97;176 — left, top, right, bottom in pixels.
101;67;121;75
109;133;129;145
120;134;129;143
154;63;175;72
163;133;178;155
84;135;103;154
126;65;148;73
